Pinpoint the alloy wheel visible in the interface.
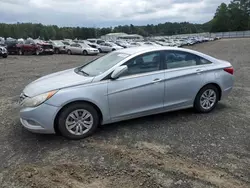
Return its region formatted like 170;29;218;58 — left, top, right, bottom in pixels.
200;89;216;110
65;109;93;136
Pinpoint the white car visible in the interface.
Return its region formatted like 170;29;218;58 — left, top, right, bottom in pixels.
143;42;161;46
98;42;123;53
49;40;66;54
66;43;99;55
87;38;105;44
0;45;8;58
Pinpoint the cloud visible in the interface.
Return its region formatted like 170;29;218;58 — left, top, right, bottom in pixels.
0;0;232;27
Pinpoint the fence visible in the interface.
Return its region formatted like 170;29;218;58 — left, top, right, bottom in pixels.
210;31;250;38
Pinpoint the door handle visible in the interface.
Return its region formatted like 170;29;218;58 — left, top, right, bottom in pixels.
152;78;162;83
196;69;203;74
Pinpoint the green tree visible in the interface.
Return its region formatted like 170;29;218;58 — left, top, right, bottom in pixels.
211;3;230;32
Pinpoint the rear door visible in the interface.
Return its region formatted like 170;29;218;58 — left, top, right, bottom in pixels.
162;50;210;110
70;44;78;54
75;44;82;54
108;51;165;120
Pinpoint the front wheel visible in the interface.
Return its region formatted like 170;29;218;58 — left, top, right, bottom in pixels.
2;54;8;58
54;48;59;54
35;49;40;55
18;49;23;55
194;85;219;113
57;103;99;140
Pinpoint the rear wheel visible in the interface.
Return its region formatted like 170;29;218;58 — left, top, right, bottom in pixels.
98;48;102;53
83;50;88;56
2;54;7;58
194;85;219;113
67;50;72;55
57;103;99;140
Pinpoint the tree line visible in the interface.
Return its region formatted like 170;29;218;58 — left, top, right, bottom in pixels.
0;0;249;40
0;22;208;40
211;0;250;32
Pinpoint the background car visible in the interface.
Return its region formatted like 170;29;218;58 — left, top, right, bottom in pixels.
66;43;99;55
98;42;123;52
49;40;66;54
19;46;234;139
0;46;8;58
14;39;41;55
87;38;105;44
33;39;54;55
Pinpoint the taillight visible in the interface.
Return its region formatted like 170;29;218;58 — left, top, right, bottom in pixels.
224;67;234;75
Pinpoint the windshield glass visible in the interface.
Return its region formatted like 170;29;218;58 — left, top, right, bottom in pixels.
79;52;130;76
80;43;91;48
53;41;64;45
108;42;117;46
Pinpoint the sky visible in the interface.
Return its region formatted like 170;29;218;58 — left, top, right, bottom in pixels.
0;0;231;27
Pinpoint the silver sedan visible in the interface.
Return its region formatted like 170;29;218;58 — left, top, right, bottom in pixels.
66;43;99;55
19;46;234;139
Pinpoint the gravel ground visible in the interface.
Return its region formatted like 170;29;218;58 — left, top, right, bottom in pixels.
0;39;249;188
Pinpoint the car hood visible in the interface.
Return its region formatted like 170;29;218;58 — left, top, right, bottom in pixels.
23;68;94;97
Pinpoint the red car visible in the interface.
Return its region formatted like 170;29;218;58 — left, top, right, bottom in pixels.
15;39;54;55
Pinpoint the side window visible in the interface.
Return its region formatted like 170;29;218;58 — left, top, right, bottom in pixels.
97;40;104;44
25;40;31;44
198;57;212;65
164;51;198;69
122;52;161;77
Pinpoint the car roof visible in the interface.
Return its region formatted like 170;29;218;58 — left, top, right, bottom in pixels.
117;46;181;55
117;46;215;60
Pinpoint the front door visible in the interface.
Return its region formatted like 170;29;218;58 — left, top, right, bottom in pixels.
108;51;165;120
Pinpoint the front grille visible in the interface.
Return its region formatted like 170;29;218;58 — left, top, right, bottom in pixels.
42;45;53;49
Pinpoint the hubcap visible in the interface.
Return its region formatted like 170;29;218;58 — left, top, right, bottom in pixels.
200;89;216;110
65;109;93;136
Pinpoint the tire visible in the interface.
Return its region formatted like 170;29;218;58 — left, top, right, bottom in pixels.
54;48;59;54
2;54;8;58
98;48;102;53
18;49;23;55
67;50;72;55
57;103;99;140
35;49;40;55
194;85;219;113
112;49;116;51
83;50;88;56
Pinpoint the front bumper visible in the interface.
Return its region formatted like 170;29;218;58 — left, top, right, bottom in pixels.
20;103;59;134
40;48;54;54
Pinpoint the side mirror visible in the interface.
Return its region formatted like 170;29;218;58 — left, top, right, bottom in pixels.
111;65;128;79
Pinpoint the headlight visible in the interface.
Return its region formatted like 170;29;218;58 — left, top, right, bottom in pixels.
21;90;58;107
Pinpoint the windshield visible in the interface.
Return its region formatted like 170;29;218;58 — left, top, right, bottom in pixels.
53;41;64;45
80;43;91;48
78;52;130;76
108;42;117;46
